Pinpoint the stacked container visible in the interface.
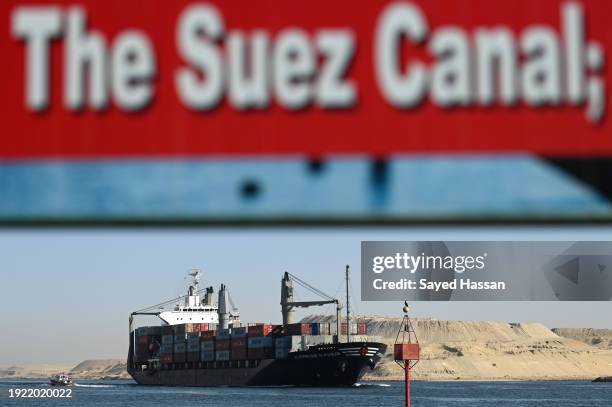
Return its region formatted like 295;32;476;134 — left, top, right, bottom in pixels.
135;334;151;363
275;336;302;358
174;327;187;363
160;332;173;364
216;329;231;361
230;337;247;360
247;336;274;359
200;334;215;362
186;331;200;362
285;323;312;336
247;324;277;337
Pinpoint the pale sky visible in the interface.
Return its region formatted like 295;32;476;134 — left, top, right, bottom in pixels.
1;226;611;365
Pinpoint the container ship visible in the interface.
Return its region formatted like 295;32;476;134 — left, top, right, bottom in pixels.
128;268;386;386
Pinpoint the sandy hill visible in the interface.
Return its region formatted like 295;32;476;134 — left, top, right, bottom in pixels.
70;359;128;379
552;328;612;349
303;315;612;381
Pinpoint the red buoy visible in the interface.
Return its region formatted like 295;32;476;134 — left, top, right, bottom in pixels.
394;303;420;407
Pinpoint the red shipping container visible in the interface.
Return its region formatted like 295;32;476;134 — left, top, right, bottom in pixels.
173;352;186;363
248;324;279;337
357;323;367;335
199;323;209;332
216;339;230;351
160;354;172;364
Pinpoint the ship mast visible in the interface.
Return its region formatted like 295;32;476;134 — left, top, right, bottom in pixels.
345;265;350;343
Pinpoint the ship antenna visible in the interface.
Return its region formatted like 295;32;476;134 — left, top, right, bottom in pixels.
345;264;350;343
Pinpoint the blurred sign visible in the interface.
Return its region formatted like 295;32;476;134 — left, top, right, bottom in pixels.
2;0;611;158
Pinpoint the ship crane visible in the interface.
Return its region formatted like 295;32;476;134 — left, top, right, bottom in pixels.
281;271;342;343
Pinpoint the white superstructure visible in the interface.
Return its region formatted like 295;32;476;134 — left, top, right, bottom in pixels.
158;270;219;325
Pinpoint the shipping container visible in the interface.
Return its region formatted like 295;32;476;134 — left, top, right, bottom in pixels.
148;326;162;336
217;329;231;340
199;323;210;332
247;324;279;337
285;323;312;336
135;327;148;336
215;339;230;351
340;323;359;335
161;325;173;335
311;323;320;335
231;327;247;338
357;323;367;335
186;332;200;341
174;342;186;353
136;335;150;345
269;325;284;336
201;330;216;338
200;351;215;362
174;333;186;342
185;323;199;333
186;352;200;362
247;336;273;349
160;354;172;364
231;337;247;349
160;343;173;354
161;335;173;345
174;324;186;334
201;340;214;351
187;341;200;353
173;352;186;363
274;335;303;350
275;347;290;359
215;350;230;361
135;344;150;363
230;348;247;360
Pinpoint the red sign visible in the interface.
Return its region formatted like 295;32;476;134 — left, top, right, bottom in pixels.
1;0;611;158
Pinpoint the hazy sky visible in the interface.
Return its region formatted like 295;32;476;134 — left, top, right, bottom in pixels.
1;226;611;365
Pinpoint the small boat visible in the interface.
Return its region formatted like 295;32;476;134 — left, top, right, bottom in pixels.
49;373;73;386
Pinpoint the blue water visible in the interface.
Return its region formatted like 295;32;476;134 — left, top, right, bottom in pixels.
1;379;611;406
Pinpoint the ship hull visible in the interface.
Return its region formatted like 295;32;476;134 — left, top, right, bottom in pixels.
129;342;386;387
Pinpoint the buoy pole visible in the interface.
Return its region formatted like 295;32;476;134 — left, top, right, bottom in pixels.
394;302;419;407
405;360;410;407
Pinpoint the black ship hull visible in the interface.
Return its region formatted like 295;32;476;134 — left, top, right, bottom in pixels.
129;342;386;387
